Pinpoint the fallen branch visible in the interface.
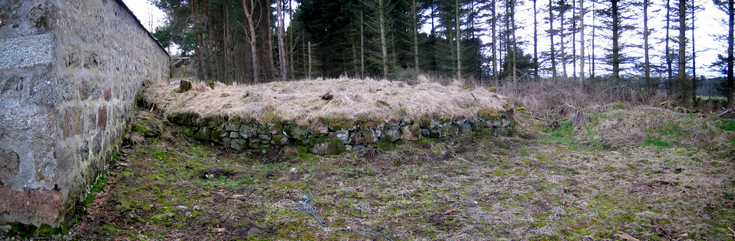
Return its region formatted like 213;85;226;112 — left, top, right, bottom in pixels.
715;108;733;118
641;107;686;115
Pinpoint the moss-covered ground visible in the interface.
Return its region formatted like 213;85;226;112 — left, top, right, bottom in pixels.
67;106;735;240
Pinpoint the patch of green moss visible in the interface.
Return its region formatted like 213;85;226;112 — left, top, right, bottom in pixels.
714;118;735;131
260;109;283;124
132;121;149;132
7;222;39;237
611;103;625;109
642;137;671;148
322;117;354;130
377;141;395;151
652;122;688;138
152;150;168;161
135;93;148;108
544;121;577;145
478;108;502;120
192;127;211;141
167;112;200;126
308;136;346;154
182;126;196;137
36;223;65;235
84;171;107;206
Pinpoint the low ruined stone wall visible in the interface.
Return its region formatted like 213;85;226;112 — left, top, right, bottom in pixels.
167;111;514;154
0;0;169;228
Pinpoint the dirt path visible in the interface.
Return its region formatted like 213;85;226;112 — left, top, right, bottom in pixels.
66;108;735;240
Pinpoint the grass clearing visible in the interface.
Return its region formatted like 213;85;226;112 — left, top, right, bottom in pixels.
65;104;735;240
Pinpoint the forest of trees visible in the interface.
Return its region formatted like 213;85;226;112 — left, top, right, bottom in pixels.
151;0;735;107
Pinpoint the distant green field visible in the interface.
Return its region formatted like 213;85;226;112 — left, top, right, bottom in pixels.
696;95;727;101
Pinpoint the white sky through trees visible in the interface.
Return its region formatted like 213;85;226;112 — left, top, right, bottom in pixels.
124;0;728;78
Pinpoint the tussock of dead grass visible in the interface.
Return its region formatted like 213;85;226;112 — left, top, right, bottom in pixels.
145;77;511;125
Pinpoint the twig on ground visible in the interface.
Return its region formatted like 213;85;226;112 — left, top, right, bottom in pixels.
564;102;580;112
615;231;640;241
651;219;675;239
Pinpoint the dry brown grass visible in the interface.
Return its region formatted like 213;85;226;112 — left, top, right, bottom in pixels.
144;77;511;125
498;79;669;121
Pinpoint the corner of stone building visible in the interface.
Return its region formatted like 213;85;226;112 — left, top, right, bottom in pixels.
0;0;170;233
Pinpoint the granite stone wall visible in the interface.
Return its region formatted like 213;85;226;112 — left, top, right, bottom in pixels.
166;110;514;155
0;0;169;227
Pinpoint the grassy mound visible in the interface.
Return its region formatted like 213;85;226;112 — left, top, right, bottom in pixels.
143;78;512;126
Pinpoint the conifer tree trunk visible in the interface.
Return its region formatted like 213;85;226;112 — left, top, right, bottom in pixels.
308;40;312;79
579;0;585;84
729;0;734;107
612;0;620;82
691;1;696;106
678;0;688;106
644;0;651;89
352;23;359;76
241;0;259;83
413;0;420;71
591;0;595;78
560;3;567;79
549;0;558;81
505;0;510;78
572;0;577;78
492;0;498;83
277;0;287;81
666;0;673;94
534;0;539;81
265;1;274;80
456;0;462;80
511;0;517;82
379;0;389;79
302;31;306;77
288;0;295;80
361;11;366;78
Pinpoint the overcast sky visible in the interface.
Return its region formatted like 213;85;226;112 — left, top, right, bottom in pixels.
123;0;729;78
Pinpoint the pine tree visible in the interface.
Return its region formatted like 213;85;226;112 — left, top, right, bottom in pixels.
714;0;735;107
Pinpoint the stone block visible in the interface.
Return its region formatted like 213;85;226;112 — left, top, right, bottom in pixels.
284;124;309;140
92;133;102;155
335;130;350;144
0;148;19;183
0;187;62;222
401;123;422;141
97;105;107;129
103;87;111;101
239;124;257;139
231;139;247;152
382;127;401;143
0;33;54;70
224;120;240;131
310;138;345;155
354;129;378;144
